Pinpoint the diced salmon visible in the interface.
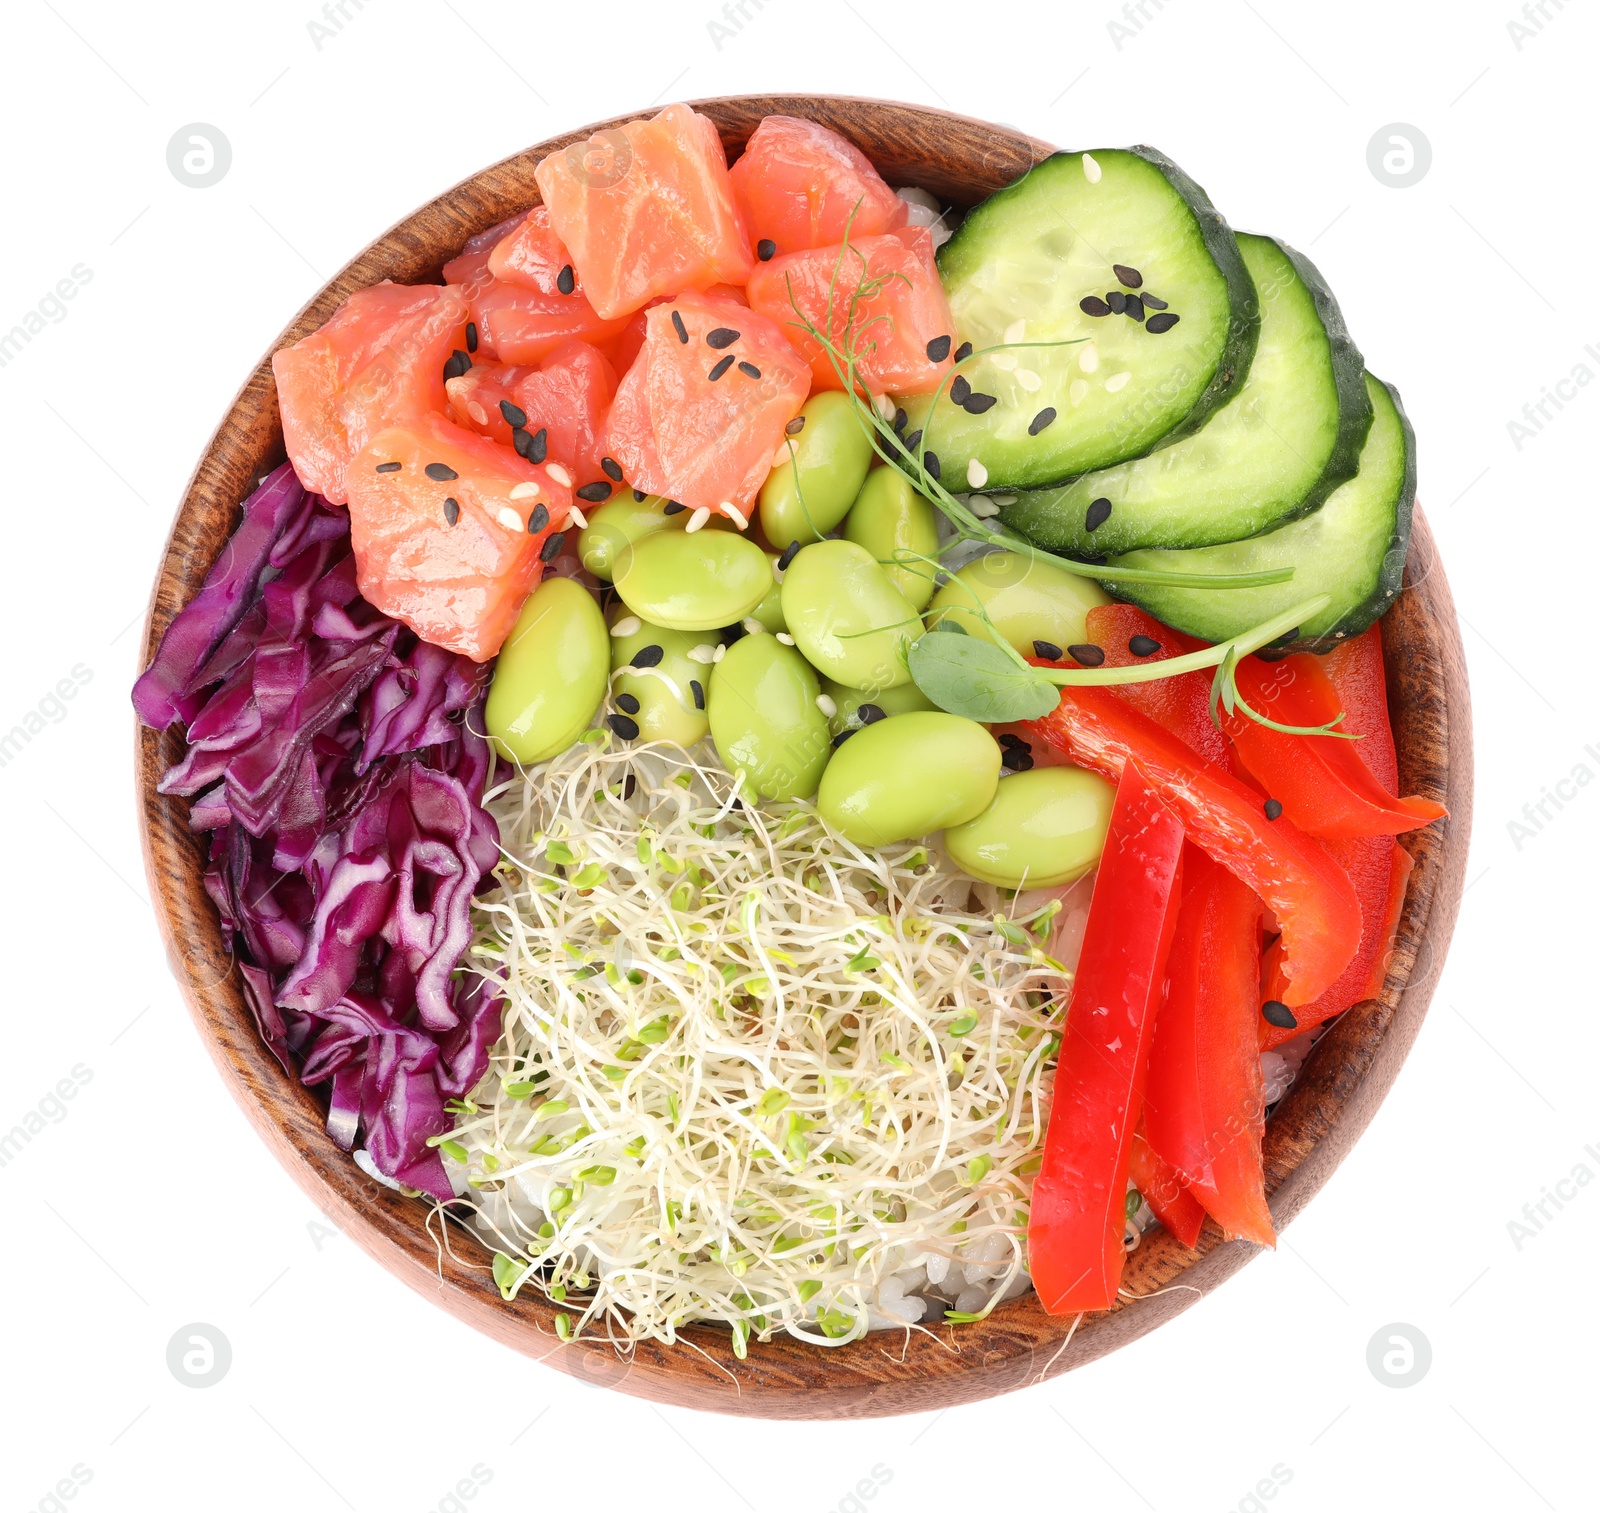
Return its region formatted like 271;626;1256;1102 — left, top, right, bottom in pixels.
603;289;810;518
272;281;469;505
746;226;956;396
442;210;528;293
470;277;630;366
346;411;573;661
486;205;578;294
729;115;908;258
535;103;755;320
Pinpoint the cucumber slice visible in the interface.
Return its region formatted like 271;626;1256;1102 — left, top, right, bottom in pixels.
1102;374;1414;648
897;147;1257;490
998;234;1371;554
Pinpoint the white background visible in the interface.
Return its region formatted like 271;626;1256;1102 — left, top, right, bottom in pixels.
2;1;1594;1509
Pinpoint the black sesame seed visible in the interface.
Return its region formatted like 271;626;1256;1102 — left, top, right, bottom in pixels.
539;530;565;563
601;456;623;481
512;427;534;460
1085;497;1113;532
998;732;1026;749
785;415;806;436
1129;634;1161;657
576;481;612;502
1001;746;1031;772
442;497;460;526
903;428;923;452
425;462;460;482
858;703;886;725
1141;293;1169;311
1068;643;1106;667
1125;295;1145;322
633;487;647;502
738;361;761;379
465;320;479;353
923;450;941;479
950;375;974;406
1106;291;1127;314
962;392;998;414
527;502;549;533
527;427;548;464
632;643;665;669
892;407;908;434
690;678;706;710
671;310;689;344
1033;639;1063;661
953;341;973;363
832;729;856;748
707;355;735;381
556;264;575;295
926;334;952;363
375;461;403;474
721;621;747;645
663;501;687;515
1262;1000;1298;1030
1079;295;1111;317
1264;798;1284;821
443;349;472;380
615;692;641;715
1112;263;1143;289
1014;752;1035;771
706;327;741;350
608;713;641;740
1028;407;1058;436
777;539;802;571
757;238;777;261
622;772;637;801
500;399;528;428
1145;312;1180;334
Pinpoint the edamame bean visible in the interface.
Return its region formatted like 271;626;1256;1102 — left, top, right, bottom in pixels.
820;677;936;737
579;494;730;580
747;553;788;634
485;577;608;763
818;712;1000;846
843;468;941;610
780;539;919;691
926;550;1110;653
613;528;773;632
707;634;832;801
758;392;875;549
610;616;716;748
944;765;1115;887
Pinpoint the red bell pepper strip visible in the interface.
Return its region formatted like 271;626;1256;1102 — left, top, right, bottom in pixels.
1026;686;1361;1007
1030;761;1185;1315
1361;842;1413;1001
1144;846;1276;1246
1321;625;1397;788
1129;1124;1206;1249
1226;652;1446;840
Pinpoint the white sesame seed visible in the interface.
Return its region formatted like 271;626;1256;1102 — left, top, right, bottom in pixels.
776;632;795;645
1079;342;1099;374
742;617;767;635
967;458;989;488
874;393;895;419
989;351;1018;372
990;494;1017;509
1015;369;1042;392
723;503;748;529
688;643;718;663
1082;152;1102;184
611;616;642;638
969;496;1000;519
773;443;793;468
467;401;488;425
495;506;522;530
1003;318;1027;345
509;482;541;500
546;463;573;487
685;507;711;533
815;693;837;718
712;644;726;663
1105;371;1132;393
1069;379;1089;406
567;505;589;530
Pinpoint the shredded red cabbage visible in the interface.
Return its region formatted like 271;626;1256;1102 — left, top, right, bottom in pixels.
137;464;501;1199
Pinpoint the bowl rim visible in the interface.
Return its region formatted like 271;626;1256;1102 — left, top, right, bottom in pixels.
136;93;1474;1419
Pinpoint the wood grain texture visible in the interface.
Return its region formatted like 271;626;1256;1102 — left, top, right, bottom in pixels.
135;96;1472;1419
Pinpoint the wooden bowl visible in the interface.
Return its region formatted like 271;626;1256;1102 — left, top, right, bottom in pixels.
137;96;1473;1418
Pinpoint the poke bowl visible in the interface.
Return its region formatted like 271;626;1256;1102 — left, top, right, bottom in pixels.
136;96;1471;1418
